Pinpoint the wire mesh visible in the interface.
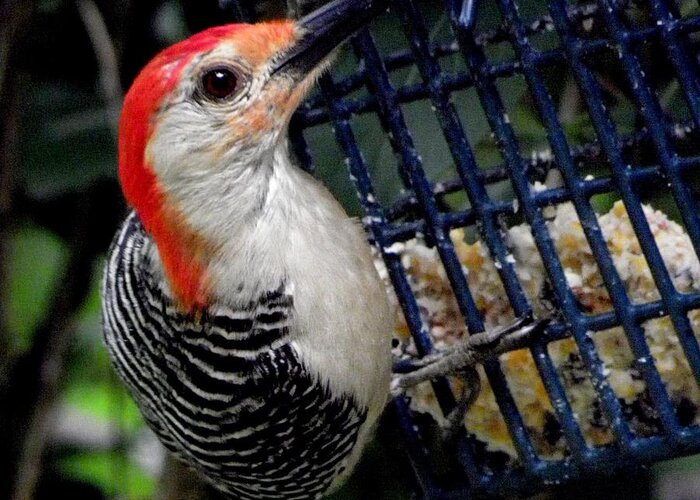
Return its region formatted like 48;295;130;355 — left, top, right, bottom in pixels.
228;0;700;497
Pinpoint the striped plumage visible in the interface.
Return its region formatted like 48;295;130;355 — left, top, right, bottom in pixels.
103;212;367;499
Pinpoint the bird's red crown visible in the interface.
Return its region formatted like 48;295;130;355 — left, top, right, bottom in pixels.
118;21;297;312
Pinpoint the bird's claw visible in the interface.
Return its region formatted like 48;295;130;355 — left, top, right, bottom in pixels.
391;315;548;439
391;315;548;394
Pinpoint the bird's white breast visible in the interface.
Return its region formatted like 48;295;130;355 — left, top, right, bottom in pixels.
152;137;393;415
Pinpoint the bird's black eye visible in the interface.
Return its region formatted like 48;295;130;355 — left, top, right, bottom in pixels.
201;67;240;100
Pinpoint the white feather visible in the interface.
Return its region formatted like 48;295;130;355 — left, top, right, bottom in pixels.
148;110;392;416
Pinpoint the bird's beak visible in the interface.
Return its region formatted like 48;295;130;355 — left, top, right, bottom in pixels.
270;0;388;77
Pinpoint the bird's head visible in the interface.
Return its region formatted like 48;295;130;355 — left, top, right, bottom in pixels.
118;0;385;312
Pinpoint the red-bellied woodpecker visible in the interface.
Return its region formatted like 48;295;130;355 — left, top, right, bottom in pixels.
102;1;392;498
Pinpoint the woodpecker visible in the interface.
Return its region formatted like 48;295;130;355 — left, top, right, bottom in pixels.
101;1;392;498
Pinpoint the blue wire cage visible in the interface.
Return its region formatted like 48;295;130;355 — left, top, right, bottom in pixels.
227;0;700;497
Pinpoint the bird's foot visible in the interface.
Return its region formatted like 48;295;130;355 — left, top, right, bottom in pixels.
391;314;548;439
440;365;481;442
391;314;546;394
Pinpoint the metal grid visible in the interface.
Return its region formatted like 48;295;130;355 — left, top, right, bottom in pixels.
228;0;700;497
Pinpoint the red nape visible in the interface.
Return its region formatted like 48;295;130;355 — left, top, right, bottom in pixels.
118;25;246;311
148;208;211;313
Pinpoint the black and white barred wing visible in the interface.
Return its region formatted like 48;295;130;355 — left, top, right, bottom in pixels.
102;212;367;499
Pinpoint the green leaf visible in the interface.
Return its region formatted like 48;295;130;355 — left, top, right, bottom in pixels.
6;222;68;353
59;451;156;499
62;379;145;434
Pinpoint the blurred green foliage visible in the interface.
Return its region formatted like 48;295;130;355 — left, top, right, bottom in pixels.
7;221;68;353
59;451;155;499
22;84;116;198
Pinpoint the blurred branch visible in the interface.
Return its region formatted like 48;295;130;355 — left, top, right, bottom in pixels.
75;0;123;135
0;0;31;94
5;4;126;495
0;0;34;386
7;190;103;500
0;0;37;496
0;73;22;370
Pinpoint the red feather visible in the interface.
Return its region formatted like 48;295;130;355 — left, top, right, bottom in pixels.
118;24;245;311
